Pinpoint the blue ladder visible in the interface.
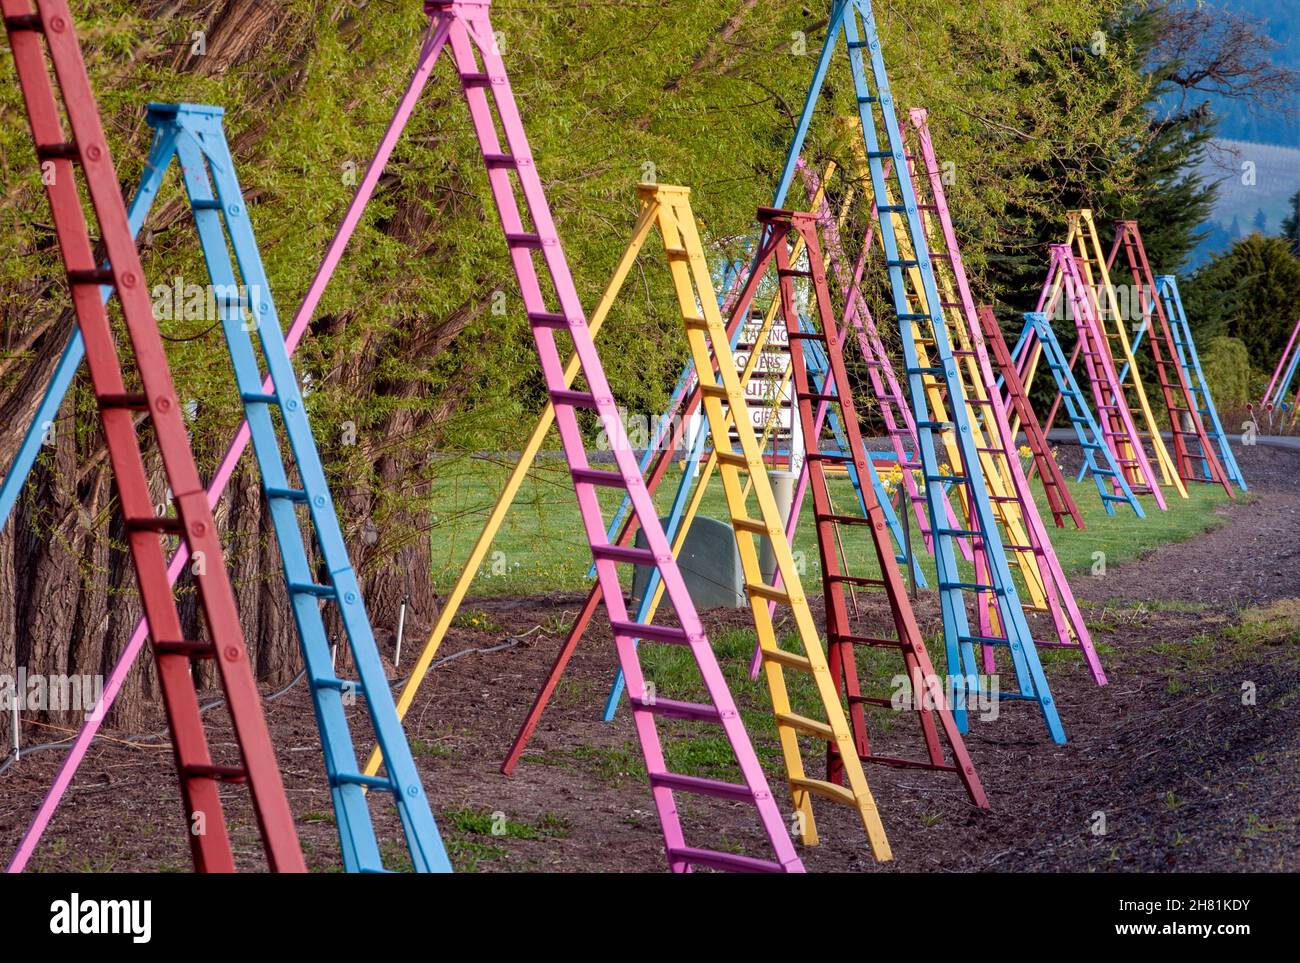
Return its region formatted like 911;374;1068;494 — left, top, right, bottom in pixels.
0;103;450;873
1156;276;1247;492
767;0;1064;742
1016;313;1145;518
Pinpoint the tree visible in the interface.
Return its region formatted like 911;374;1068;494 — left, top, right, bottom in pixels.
1183;233;1300;369
1281;189;1300;255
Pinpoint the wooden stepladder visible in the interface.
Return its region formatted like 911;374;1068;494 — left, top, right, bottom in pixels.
2;0;303;872
762;208;987;806
300;0;801;873
1107;221;1234;497
1155;275;1246;492
649;186;896;856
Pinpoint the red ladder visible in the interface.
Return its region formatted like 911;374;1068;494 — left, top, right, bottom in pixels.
2;0;303;872
1107;221;1234;497
768;209;986;806
977;305;1083;529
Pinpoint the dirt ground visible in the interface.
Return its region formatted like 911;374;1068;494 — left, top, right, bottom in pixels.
2;440;1297;873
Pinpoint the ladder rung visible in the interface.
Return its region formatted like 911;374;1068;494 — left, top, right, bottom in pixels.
935;527;980;538
190;197;222;211
67;268;115;285
590;544;655;566
697;384;729;399
264;486;308;502
527;311;569;328
745;582;790;604
312;676;361;693
915;420;953;430
504;232;544;249
907;366;946;376
826;574;884;588
288;580;336;598
154;639;215;658
666;846;786;874
939;580;999;593
805;451;850;463
569;467;626;488
814;512;867;527
182;764;247;784
715;450;749;468
550;388;599;409
762;648;813;673
36;141;78;160
801;391;839;404
483;152;521;168
731;516;769;535
648;771;749;802
333;771;392;791
124;515;183;534
631;696;719;723
240;391;279;405
787;776;857;808
834;632;901;650
609;620;690;645
775;711;835;741
787;330;826;341
461;72;493;87
778;268;812;279
98;392;149;411
3;13;43;30
958;633;1011;647
887;259;920;269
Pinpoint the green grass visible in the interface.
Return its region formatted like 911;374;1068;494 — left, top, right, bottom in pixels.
427;454;1235;599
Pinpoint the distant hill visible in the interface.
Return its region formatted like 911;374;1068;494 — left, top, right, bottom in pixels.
1179;2;1300;264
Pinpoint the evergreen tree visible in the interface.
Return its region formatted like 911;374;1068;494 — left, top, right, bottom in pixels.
1281;189;1300;254
1183;234;1300;367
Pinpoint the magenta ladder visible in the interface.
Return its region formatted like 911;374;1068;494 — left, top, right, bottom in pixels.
1051;244;1167;509
274;0;801;873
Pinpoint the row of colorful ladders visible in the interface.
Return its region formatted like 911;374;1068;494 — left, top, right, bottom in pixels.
1029;212;1237;501
1108;275;1246;493
1023;239;1170;509
1260;315;1300;419
6;0;802;874
2;0;304;872
1;97;450;873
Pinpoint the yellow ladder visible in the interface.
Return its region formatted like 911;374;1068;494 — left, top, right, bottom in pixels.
1066;210;1187;498
649;184;890;858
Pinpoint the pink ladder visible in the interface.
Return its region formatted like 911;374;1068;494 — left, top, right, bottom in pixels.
1052;244;1167;510
308;1;798;873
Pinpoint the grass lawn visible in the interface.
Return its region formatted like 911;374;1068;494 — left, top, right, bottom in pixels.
428;451;1237;599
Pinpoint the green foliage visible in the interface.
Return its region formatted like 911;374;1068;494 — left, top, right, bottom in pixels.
1;0;1175;559
1198;335;1252;411
1183;233;1300;367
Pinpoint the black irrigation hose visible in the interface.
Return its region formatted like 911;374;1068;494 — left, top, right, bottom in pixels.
0;628;539;778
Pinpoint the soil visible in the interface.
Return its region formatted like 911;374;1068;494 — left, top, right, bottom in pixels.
1;440;1297;873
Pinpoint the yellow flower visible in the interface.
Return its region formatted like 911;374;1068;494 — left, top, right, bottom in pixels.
1018;445;1033;458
